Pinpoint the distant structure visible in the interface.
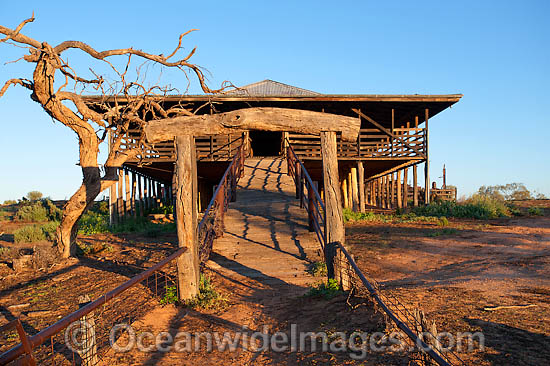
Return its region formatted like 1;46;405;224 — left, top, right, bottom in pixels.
88;79;462;222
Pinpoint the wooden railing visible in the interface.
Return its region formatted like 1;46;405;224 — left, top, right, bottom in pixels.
116;131;245;162
288;127;425;159
286;140;326;249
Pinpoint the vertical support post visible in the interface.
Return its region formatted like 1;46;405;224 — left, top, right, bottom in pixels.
403;168;409;209
385;175;390;209
357;162;365;212
78;295;97;366
413;164;419;207
389;173;394;208
320;131;345;282
117;169;123;220
174;135;199;300
376;178;381;208
307;181;317;232
295;162;301;199
342;178;349;209
137;174;143;217
109;180;115;225
396;170;402;209
125;169;130;215
424;108;430;204
391;108;395;157
131;172;137;217
350;167;359;212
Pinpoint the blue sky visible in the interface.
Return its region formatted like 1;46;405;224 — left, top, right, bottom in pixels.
0;1;548;201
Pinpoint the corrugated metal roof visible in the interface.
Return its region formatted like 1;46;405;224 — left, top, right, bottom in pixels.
224;79;321;96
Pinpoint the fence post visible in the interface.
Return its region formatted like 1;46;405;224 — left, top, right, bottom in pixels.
295;162;301;199
307;181;317;232
78;295;97;366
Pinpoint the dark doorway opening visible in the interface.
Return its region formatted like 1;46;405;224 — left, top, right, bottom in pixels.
249;131;282;157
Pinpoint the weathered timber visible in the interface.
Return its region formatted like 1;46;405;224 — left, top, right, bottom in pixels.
357;162;365;212
413;164;419;207
403;168;408;208
396;170;402;209
351;167;359;212
144;107;361;143
175;135;199;300
352;108;426;158
320;132;345;279
342;178;349;209
125;169;130;215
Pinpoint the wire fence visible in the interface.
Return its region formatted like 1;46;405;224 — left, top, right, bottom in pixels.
286;140;468;366
0;142;247;366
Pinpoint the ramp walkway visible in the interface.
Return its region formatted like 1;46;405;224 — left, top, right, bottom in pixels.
207;157;322;288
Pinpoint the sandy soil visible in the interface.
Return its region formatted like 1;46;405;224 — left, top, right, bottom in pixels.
346;202;550;365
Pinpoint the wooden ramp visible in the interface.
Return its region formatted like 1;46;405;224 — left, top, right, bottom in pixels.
207;157;322;288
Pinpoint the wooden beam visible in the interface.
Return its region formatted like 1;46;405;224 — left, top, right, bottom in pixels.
357;162;365;213
413;164;418;207
145;107;361;143
351;167;359;212
403;168;408;208
352;109;426;158
321;131;345;282
396;170;402;209
174;135;199;300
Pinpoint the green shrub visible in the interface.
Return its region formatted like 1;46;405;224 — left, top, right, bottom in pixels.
40;221;59;241
15;203;48;222
307;261;328;277
438;217;449;226
14;225;46;243
26;191;43;201
305;279;342;299
78;211;109;235
14;222;60;243
186;274;227;310
528;207;543;216
160;286;178;305
411;195;510;220
43;199;63;221
3;200;17;205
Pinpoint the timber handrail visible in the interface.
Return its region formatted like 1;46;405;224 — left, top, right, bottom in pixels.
285;139;326;249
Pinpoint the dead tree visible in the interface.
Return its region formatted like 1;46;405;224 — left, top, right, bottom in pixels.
0;15;226;258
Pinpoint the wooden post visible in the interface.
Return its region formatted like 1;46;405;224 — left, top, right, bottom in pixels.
125;169;131;215
295;162;301;199
424;108;430;204
78;295;97;366
350;167;359;212
403;168;409;209
320;131;345;283
385;175;390;209
131;172;137;217
109;181;115;225
396;170;402;209
413;164;419;207
389;174;394;208
347;172;353;211
342;178;349;209
357;162;365;212
117;169;124;220
137;174;143;217
174;135;199;300
375;178;382;207
307;181;317;232
143;177;149;212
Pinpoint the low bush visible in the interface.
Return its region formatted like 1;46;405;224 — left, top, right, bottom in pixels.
305;279;342;299
528;207;543;216
14;225;45;243
3;200;17;205
15;203;48;222
13;222;60;243
411;195;510;219
160;286;178;305
307;261;328;277
186;274;227;310
78;211;109;235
